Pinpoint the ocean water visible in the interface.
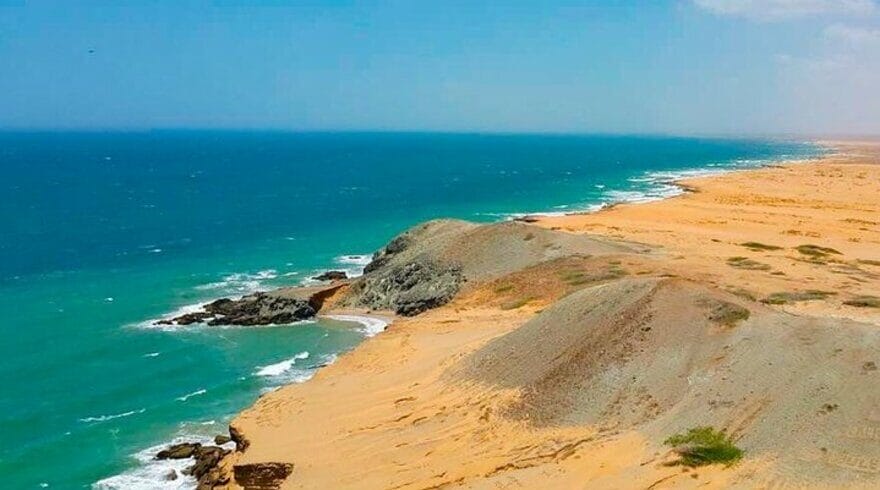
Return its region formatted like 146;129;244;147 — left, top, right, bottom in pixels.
0;132;820;489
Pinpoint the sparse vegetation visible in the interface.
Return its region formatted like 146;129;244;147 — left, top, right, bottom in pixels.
726;287;757;301
795;244;842;257
844;295;880;308
708;301;750;327
664;426;743;467
494;284;514;293
500;296;534;310
740;242;783;251
762;290;837;305
726;256;772;271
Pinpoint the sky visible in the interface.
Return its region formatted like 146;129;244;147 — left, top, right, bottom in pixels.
0;0;878;135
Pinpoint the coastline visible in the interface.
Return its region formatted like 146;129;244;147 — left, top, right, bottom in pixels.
98;140;843;489
210;141;880;489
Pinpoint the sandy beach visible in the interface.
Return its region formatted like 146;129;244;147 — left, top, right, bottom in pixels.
213;141;880;489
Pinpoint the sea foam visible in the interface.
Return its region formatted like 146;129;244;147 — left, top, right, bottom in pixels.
93;434;234;490
323;314;390;337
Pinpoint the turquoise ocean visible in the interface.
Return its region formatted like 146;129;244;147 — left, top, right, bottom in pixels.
0;132;820;489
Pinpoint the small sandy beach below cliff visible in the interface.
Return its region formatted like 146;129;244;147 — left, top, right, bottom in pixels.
216;141;880;489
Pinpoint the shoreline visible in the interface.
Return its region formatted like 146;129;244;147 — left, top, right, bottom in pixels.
107;141;838;489
212;141;880;489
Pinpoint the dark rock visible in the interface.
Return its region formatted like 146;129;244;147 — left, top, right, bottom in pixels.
513;215;541;223
363;235;411;274
166;312;213;325
165;469;178;481
230;424;250;452
356;260;462;316
312;270;348;281
233;462;294;489
158;293;317;327
190;446;229;480
156;442;201;460
214;434;232;445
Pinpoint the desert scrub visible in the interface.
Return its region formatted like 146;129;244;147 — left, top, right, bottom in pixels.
796;244;841;257
707;301;750;327
844;295;880;308
740;242;782;251
726;256;771;271
725;287;757;301
494;284;514;293
500;296;534;310
664;426;743;467
762;290;836;305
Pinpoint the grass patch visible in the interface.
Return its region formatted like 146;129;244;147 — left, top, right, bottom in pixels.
740;242;783;251
726;287;757;301
844;295;880;308
664;426;743;467
726;257;771;271
500;296;534;310
796;244;842;257
494;284;514;293
708;301;750;327
762;290;837;305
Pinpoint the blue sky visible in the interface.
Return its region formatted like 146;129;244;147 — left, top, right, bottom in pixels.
0;0;877;134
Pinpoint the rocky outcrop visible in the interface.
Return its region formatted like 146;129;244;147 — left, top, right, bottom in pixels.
229;424;250;452
363;234;411;274
233;462;294;489
156;442;201;460
351;260;463;316
312;270;348;281
155;442;231;489
157;293;316;327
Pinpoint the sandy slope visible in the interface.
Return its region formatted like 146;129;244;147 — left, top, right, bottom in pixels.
217;142;880;489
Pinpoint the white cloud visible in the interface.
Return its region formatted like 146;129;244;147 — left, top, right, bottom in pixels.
693;0;876;21
824;23;880;46
774;21;880;134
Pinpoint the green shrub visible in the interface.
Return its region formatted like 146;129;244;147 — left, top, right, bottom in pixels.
740;242;782;251
664;426;743;467
762;290;836;305
796;244;841;257
844;295;880;308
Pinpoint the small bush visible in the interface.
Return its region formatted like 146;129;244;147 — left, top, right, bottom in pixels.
762;290;836;305
844;295;880;308
664;426;743;467
709;302;750;326
740;242;782;251
726;257;771;271
500;296;534;310
796;244;841;257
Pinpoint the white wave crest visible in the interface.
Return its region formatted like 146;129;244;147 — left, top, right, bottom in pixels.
256;351;310;377
79;408;146;424
93;434;234;490
176;389;207;402
195;269;278;295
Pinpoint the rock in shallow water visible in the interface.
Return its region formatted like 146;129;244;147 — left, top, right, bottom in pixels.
157;292;316;327
311;270;348;281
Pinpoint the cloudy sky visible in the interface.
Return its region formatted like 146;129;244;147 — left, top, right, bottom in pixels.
0;0;877;135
